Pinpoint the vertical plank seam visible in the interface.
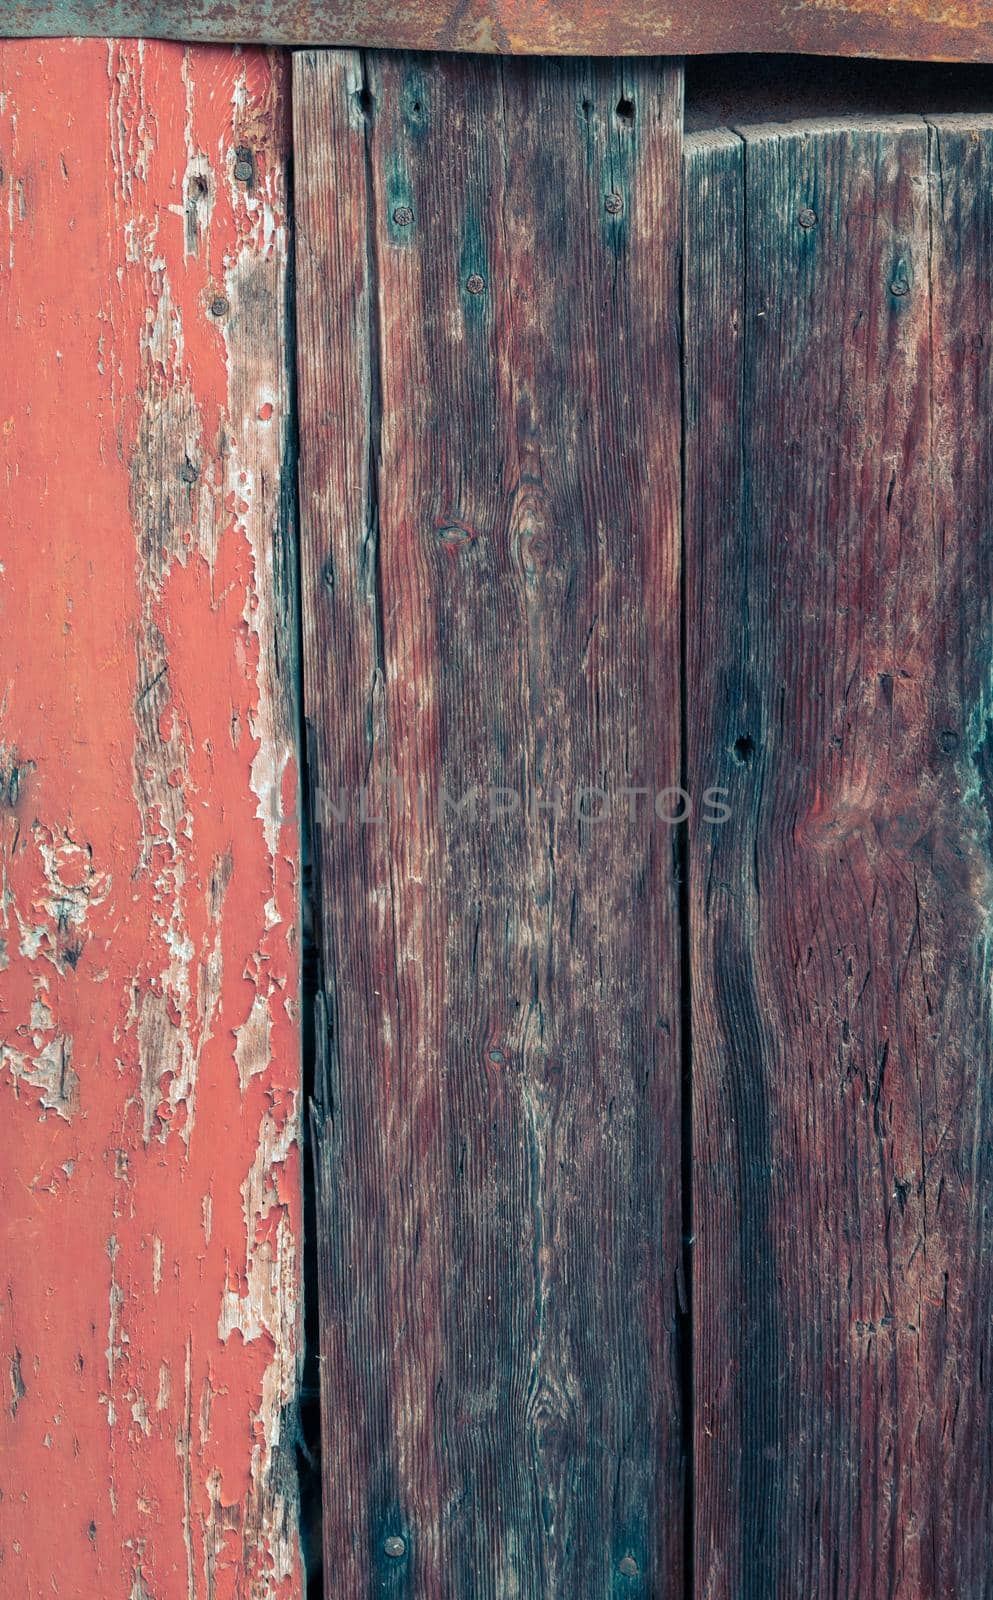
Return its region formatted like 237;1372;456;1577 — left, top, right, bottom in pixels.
282;56;326;1594
676;114;696;1600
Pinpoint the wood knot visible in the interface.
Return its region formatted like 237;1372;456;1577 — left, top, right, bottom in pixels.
435;521;478;552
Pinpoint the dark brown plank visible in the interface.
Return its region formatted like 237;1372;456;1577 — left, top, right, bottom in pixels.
295;48;685;1597
685;115;993;1597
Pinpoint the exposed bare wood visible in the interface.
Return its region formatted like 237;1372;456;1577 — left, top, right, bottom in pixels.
685;113;993;1597
296;47;686;1596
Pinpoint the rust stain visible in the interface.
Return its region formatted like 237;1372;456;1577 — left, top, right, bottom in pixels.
2;0;993;61
0;38;300;1599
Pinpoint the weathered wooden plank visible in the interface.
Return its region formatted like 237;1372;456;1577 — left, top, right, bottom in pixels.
296;48;685;1596
685;114;993;1596
0;40;301;1599
6;0;993;65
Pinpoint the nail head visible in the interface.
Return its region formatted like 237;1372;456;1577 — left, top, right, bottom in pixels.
605;192;624;215
466;273;485;296
798;206;817;229
619;1555;639;1577
384;1536;406;1559
210;296;229;318
393;204;414;227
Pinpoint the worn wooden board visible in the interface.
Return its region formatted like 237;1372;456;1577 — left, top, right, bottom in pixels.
5;0;993;65
0;39;301;1599
685;115;993;1596
295;47;685;1596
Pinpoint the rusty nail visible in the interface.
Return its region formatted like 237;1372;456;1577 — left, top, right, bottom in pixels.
798;206;817;229
384;1536;406;1559
605;192;624;215
393;204;414;227
466;273;485;296
619;1555;639;1577
210;296;229;318
891;277;910;296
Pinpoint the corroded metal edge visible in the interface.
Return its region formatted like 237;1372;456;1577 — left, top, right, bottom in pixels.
3;0;993;62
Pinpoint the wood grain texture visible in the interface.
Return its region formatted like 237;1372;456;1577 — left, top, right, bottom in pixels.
685;115;993;1597
295;47;685;1598
6;0;993;65
0;40;301;1599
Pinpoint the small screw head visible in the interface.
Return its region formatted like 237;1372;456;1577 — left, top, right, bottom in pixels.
891;276;910;297
393;204;414;227
605;192;624;215
619;1554;639;1577
209;296;229;318
798;206;817;229
466;273;485;296
383;1536;406;1559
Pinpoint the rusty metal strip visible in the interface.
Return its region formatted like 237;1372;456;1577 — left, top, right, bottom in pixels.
1;0;993;62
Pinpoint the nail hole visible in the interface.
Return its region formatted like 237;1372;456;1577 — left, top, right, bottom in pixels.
616;96;635;124
355;84;373;118
733;734;755;765
189;174;209;200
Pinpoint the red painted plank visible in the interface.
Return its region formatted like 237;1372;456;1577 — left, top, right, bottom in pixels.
0;40;301;1600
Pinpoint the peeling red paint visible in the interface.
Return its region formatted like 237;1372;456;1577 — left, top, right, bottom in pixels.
0;40;300;1599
